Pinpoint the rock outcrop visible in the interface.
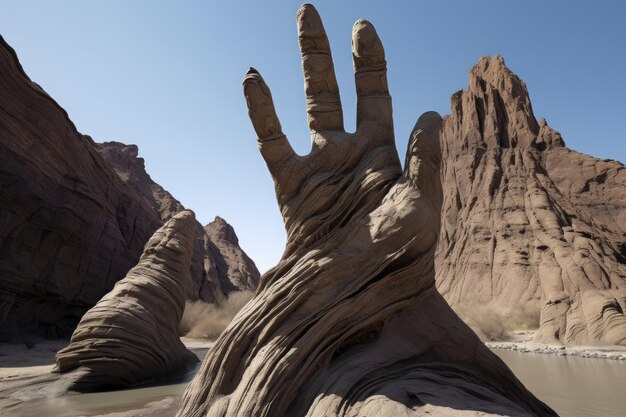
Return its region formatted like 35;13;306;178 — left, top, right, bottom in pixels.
204;216;260;292
0;35;259;340
54;210;198;391
436;55;626;346
177;5;556;417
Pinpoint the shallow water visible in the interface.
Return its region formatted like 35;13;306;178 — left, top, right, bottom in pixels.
9;350;626;417
13;381;187;416
494;349;626;417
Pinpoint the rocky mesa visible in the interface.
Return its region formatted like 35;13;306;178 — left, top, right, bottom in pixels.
436;55;626;346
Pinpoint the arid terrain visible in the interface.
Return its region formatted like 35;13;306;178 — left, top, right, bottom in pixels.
1;2;625;417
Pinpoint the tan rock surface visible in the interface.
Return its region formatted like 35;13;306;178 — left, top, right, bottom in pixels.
177;5;556;417
0;36;259;339
436;55;626;346
54;210;198;391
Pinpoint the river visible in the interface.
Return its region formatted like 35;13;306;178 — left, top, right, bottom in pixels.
9;350;626;417
494;349;626;417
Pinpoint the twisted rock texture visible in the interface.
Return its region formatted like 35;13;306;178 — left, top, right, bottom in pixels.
178;5;556;417
0;36;259;339
54;210;198;391
436;55;626;345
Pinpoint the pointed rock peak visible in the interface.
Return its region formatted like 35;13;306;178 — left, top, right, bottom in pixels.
205;215;238;244
213;215;227;224
535;117;566;150
446;55;542;149
468;56;538;134
468;55;527;99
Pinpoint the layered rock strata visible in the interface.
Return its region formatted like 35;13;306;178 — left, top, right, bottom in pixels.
177;5;556;417
0;36;259;339
204;216;260;292
54;210;198;391
436;55;626;346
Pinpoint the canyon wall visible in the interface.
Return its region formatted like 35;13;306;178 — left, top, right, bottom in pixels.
436;55;626;345
0;36;259;339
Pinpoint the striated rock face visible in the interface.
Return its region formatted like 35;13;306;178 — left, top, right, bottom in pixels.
54;210;198;391
0;35;160;339
436;55;626;346
95;141;260;302
204;216;260;292
178;6;556;417
0;36;259;339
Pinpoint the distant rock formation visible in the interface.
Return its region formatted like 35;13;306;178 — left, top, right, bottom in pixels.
204;216;260;292
54;210;198;391
178;5;556;417
96;141;260;301
0;36;259;340
436;55;626;346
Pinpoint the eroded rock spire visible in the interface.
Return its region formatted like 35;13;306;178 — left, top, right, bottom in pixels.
54;210;199;391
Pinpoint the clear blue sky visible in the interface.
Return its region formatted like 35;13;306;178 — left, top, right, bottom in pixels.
2;1;625;273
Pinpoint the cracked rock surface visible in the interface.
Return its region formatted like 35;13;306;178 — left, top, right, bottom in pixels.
436;55;626;346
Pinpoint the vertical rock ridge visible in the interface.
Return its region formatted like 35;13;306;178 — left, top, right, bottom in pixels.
204;217;261;292
437;55;626;346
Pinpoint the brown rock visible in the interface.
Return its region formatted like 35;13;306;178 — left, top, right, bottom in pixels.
0;36;259;340
436;55;626;346
95;141;260;302
54;210;198;391
204;216;260;292
177;5;556;417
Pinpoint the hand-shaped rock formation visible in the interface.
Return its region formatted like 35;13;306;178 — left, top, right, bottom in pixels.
436;56;626;346
0;36;259;340
54;210;198;391
177;5;556;417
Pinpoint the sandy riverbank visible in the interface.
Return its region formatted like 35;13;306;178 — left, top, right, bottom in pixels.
486;331;626;360
0;337;213;417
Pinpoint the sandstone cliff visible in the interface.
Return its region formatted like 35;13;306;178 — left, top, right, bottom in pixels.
436;55;626;346
54;210;199;391
0;36;259;340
